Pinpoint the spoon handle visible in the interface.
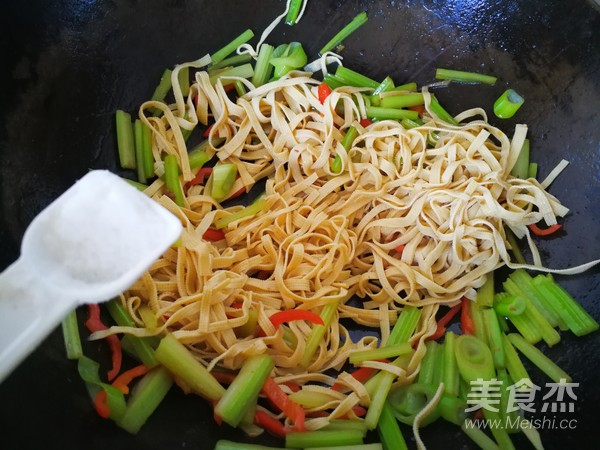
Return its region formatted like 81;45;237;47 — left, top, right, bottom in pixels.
0;259;76;382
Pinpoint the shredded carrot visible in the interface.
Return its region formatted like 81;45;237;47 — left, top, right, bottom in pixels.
255;410;287;437
93;391;110;419
261;378;306;431
429;303;462;340
85;304;122;381
318;83;332;104
528;223;562;236
112;365;149;395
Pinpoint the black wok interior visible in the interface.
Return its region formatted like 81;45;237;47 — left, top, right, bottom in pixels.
1;1;599;448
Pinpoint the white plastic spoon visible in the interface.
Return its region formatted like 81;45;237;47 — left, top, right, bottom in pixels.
0;170;182;382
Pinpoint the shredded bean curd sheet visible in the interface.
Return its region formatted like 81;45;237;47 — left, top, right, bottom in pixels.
93;57;596;432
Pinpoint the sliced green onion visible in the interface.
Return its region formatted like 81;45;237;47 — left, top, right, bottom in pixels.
461;421;500;450
387;306;422;346
366;106;419;121
377;401;408;450
319;12;368;55
163;154;185;207
482;308;505;370
287;430;364;449
117;366;173;434
252;44;274;87
301;302;338;368
209;63;254;85
215;196;267;229
380;93;424;109
494;89;524;119
532;274;599;336
455;334;495;383
443;331;460;396
501;333;531;386
115;110;136;170
155;334;225;400
150;69;173;116
188;138;221;169
387;383;440;426
373;76;395;96
511;138;530;179
61;309;82;360
215;355;273;427
215;441;285;450
209;53;253;71
349;343;412;365
335;66;379;89
270;42;307;79
507;333;572;383
133;120;147;183
393;82;418;92
210;163;238;201
528;162;538;179
210;29;255;65
435;68;497;85
428;96;458;125
494;294;526;317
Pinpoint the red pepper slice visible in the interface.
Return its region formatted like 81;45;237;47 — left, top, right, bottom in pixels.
261;377;306;431
85;304;122;382
269;310;324;329
188;167;213;187
93;391;110;419
461;297;475;335
359;119;372;127
254;410;287;438
222;83;236;93
224;186;246;201
407;104;425;117
318;83;332;104
112;365;149;395
203;228;225;241
395;244;405;255
330;359;390;391
428;303;462;341
528;223;562;236
203;124;214;138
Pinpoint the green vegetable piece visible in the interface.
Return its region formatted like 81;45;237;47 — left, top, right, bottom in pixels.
377;401;408;450
209;53;253;71
61;309;82;360
210;163;238;201
435;68;497;85
285;0;304;25
133;120;147;184
511;138;530;179
301;302;338;367
270;42;307;79
78;356;127;421
286;430;364;449
443;331;460;396
163;154;185;207
380;93;424;109
349;343;412;365
494;294;526;317
494;89;524;119
373;76;395;96
115;110;136;170
366;106;419;121
335;66;379;89
387;383;440;426
150;69;173;116
210;29;255;65
252;44;275;87
428;96;458;125
319;12;368;55
215;196;267;229
507;333;572;383
454;334;495;383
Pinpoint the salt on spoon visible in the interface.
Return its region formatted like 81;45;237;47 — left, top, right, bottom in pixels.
0;170;182;382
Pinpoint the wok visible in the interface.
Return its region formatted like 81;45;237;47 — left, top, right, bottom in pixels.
1;0;599;448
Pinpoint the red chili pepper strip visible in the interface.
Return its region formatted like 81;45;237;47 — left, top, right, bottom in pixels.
93;391;110;419
203;228;225;241
461;297;475;335
407;104;425;116
112;365;149;395
261;377;306;431
212;371;237;385
222;83;236;93
359;119;372;127
395;244;405;255
330;360;390;391
188;167;213;187
203;124;214;138
318;83;332;104
224;186;246;201
85;304;122;381
350;405;367;417
269;310;324;329
255;410;287;438
528;223;562;236
429;303;462;341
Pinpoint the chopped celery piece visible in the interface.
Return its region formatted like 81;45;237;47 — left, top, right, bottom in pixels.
494;294;526;317
373;76;394;96
215;196;267;229
387;383;440;426
477;273;495;308
210;29;254;65
123;178;147;191
401;118;422;129
437;395;467;425
323;419;368;436
507;333;572;383
393;82;418;92
342;126;359;151
435;68;497;85
133;119;147;183
301;302;338;367
117;366;173;434
528;162;538;179
270;42;307;79
209;53;253;71
417;340;437;386
428;96;458;125
504;226;526;265
323;73;346;89
209;63;254;85
430;341;445;388
287;430;364;448
502;333;531;385
150;69;173;116
164;154;185;207
455;334;495;383
210;163;238;201
366;106;419;121
335;66;379;89
115;110;136;170
494;89;524;119
214;355;274;427
380;93;424;109
509;270;565;329
331;154;343;174
141;121;154;179
319;11;368;55
461;421;500;450
188;139;220;169
378;401;408;450
285;0;304;25
61;309;82;360
252;44;274;87
155;334;225;400
349;343;412;364
482;308;505;370
443;331;460;396
511;139;530;179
